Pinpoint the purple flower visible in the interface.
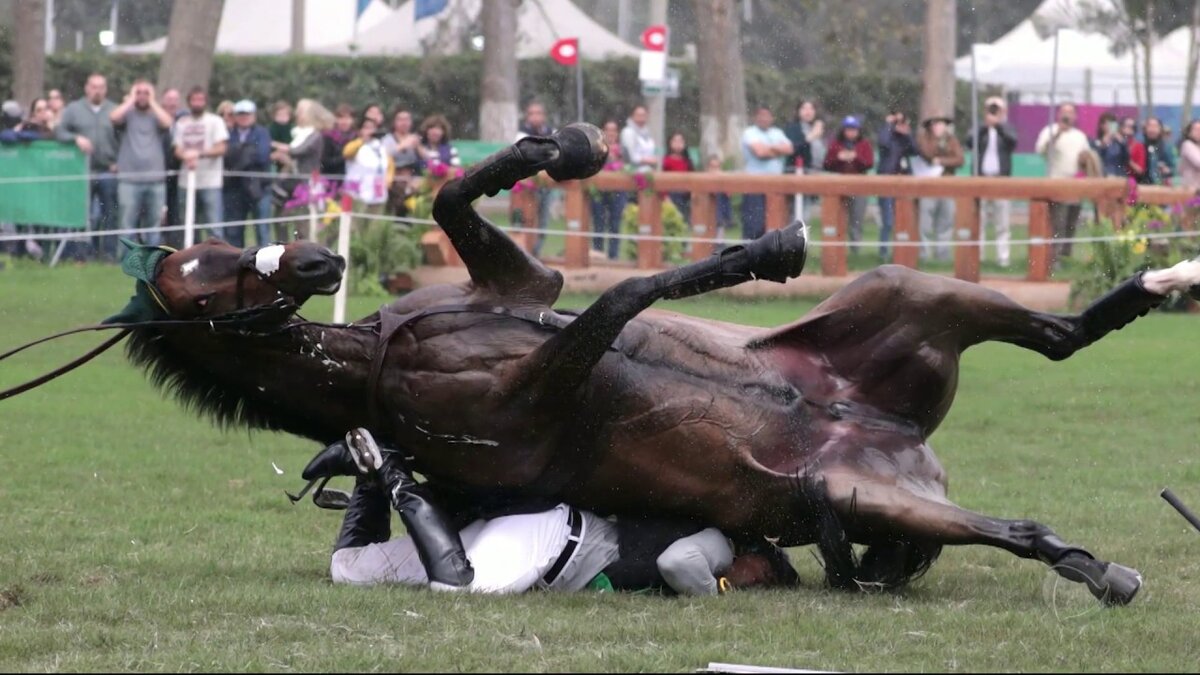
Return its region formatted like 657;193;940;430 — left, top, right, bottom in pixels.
632;172;648;192
1125;177;1139;206
1147;219;1164;231
429;161;449;179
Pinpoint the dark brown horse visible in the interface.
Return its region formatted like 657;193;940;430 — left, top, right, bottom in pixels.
51;124;1200;604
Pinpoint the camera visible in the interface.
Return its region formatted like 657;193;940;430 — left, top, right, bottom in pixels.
986;103;1002;116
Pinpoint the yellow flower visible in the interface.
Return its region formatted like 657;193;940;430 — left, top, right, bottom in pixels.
1132;241;1147;255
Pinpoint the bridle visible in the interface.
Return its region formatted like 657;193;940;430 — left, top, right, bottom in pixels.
0;243;356;402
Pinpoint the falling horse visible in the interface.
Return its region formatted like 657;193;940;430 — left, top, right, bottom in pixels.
10;124;1199;604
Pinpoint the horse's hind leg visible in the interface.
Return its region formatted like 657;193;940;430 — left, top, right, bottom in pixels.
807;468;1142;605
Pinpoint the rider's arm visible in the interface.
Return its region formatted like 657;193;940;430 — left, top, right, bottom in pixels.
655;527;734;596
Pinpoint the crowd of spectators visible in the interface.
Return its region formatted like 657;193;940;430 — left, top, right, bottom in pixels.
0;72;466;261
5;72;1200;269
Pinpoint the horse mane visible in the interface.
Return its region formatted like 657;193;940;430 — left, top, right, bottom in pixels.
125;326;334;441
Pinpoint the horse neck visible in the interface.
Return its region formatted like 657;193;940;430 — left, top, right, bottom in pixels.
146;322;376;443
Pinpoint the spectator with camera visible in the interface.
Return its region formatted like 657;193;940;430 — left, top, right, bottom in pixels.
967;97;1018;268
1036;103;1091;267
111;80;172;247
876;110;916;261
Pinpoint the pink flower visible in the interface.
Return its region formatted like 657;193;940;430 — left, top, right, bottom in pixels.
429;161;449;179
1126;177;1139;206
632;173;648;192
604;161;624;172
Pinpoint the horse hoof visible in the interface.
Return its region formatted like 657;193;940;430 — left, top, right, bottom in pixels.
1093;563;1142;606
545;123;607;182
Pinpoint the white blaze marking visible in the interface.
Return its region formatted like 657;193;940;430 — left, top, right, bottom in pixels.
180;260;200;277
254;245;286;276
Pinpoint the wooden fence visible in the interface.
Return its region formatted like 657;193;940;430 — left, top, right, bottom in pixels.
426;173;1197;283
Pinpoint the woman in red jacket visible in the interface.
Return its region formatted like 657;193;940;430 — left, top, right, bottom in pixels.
822;116;874;251
662;131;695;223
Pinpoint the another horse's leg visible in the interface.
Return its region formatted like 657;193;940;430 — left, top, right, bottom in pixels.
432;124;607;300
512;222;808;401
809;468;1142;605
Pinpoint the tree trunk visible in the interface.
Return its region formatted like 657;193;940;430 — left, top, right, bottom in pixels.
478;0;519;143
157;0;225;94
291;0;305;54
12;0;47;107
920;0;956;122
1182;0;1200;124
695;0;747;166
1143;0;1155;117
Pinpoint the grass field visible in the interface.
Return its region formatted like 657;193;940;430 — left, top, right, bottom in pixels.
2;261;1200;672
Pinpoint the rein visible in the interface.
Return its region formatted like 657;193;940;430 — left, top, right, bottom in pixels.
0;301;373;402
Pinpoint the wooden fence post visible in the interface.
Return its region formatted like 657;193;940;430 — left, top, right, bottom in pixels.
509;186;538;252
1027;199;1052;282
636;189;663;269
562;181;590;269
892;198;919;268
953;197;981;282
690;191;717;261
765;193;788;232
819;195;848;276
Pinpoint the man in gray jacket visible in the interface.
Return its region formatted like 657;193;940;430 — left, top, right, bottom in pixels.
56;73;119;261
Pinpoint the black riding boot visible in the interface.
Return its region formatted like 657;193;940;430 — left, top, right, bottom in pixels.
376;454;475;589
656;221;808;300
333;477;391;552
1072;273;1164;348
336;429;474;589
302;439;361;481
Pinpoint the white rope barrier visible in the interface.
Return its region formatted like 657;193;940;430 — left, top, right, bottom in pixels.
4;209;1195;249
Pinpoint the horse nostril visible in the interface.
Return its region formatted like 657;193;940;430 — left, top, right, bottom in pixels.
297;259;328;275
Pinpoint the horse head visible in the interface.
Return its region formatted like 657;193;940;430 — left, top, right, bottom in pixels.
105;238;346;325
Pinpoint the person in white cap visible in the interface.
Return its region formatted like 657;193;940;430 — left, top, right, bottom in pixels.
223;99;274;247
966;96;1018;268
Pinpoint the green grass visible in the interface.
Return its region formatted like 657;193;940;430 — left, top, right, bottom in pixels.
2;261;1200;672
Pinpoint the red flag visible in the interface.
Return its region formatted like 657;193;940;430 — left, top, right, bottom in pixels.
550;37;579;66
641;25;667;52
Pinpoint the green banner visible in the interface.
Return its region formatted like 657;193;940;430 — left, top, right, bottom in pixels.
0;141;90;230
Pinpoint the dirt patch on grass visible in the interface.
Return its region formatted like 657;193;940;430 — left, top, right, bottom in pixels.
0;585;25;610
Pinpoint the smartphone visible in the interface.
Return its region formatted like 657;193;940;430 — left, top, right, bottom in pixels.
1107;121;1119;135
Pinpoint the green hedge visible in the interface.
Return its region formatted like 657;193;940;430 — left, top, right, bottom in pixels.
1;32;977;142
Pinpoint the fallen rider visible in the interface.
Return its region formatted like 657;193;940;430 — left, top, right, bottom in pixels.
299;428;797;595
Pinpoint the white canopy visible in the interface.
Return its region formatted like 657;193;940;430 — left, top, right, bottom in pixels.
320;0;641;59
957;0;1200;106
115;0;392;55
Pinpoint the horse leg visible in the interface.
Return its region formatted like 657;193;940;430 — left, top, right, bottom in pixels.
432;124;607;300
511;221;808;401
806;468;1142;605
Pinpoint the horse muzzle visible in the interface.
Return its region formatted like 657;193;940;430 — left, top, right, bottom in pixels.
287;246;346;296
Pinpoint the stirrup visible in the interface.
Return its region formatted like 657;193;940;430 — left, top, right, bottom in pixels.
346;428;384;474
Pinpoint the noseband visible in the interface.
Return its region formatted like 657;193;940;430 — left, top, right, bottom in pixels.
0;244;315;402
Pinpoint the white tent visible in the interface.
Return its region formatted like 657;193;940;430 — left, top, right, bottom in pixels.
957;0;1200;106
116;0;392;55
331;0;641;59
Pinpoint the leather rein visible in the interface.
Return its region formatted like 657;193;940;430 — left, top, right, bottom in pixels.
0;246;332;402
